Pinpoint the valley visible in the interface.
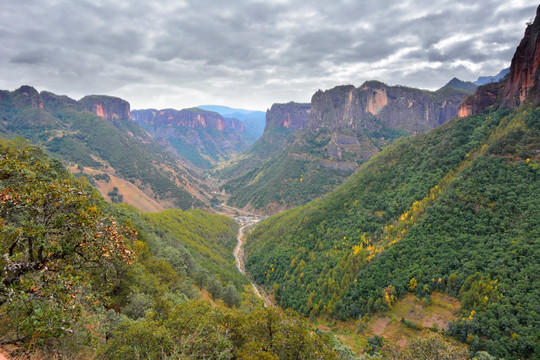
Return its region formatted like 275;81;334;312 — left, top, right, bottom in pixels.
1;3;539;360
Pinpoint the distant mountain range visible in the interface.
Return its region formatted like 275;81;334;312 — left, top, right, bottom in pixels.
473;67;510;86
132;107;253;169
198;105;266;139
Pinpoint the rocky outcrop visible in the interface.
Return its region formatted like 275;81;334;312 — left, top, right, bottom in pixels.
457;82;505;117
265;102;311;131
309;81;468;135
458;5;540;116
79;95;131;122
501;5;540;108
11;85;44;109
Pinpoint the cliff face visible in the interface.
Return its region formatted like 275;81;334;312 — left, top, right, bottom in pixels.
265;102;311;131
132;108;250;168
459;5;540;117
79;95;131;122
501;5;540;108
457;82;505;117
310;81;467;135
133;108;245;134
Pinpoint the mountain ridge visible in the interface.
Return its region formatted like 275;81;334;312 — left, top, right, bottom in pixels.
220;81;471;213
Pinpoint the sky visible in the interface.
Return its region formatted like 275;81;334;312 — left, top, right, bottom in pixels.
0;0;538;111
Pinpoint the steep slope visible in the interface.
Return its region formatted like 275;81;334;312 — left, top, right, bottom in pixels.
132;107;251;168
221;83;470;213
198;105;266;140
459;6;540;117
0;87;210;210
244;11;540;358
246;103;539;360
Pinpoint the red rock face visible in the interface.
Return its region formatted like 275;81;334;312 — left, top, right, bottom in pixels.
457;82;504;117
79;96;131;122
458;5;540;117
501;5;540;108
133;108;245;133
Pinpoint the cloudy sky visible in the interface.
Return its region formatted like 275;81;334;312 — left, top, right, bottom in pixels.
1;0;537;111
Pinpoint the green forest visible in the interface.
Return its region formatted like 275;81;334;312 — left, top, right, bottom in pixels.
0;138;342;359
245;106;540;359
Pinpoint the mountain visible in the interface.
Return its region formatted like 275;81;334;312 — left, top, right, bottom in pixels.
0;86;210;210
220;82;471;213
473;67;511;86
244;9;540;359
440;77;477;93
132;107;251;169
198;105;266;140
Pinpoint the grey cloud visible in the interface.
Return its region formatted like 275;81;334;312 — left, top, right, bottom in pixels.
0;0;537;110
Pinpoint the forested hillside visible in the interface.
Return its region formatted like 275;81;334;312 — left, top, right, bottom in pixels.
0;87;210;210
0;138;341;359
245;106;539;359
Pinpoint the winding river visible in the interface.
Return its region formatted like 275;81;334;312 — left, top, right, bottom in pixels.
218;203;273;307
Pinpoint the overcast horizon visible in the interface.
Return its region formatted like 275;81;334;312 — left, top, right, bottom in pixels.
1;0;538;111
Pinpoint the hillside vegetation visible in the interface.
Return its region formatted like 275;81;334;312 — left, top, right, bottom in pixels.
245;106;540;359
0;138;341;359
0;87;209;210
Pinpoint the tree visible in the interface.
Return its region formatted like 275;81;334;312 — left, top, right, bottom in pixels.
222;282;242;308
0;145;134;343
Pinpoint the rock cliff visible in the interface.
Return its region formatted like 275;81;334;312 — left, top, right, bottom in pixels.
459;5;540;116
79;95;131;122
310;81;468;135
265;102;311;131
132;108;250;168
133;108;245;133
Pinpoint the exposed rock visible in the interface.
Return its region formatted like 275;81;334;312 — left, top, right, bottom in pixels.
457;82;505;117
501;5;540;108
132;107;249;168
310;81;468;134
458;5;540;116
266;102;311;130
79;95;131;122
133;108;244;133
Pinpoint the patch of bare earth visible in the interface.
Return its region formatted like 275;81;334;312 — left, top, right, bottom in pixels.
68;166;167;213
